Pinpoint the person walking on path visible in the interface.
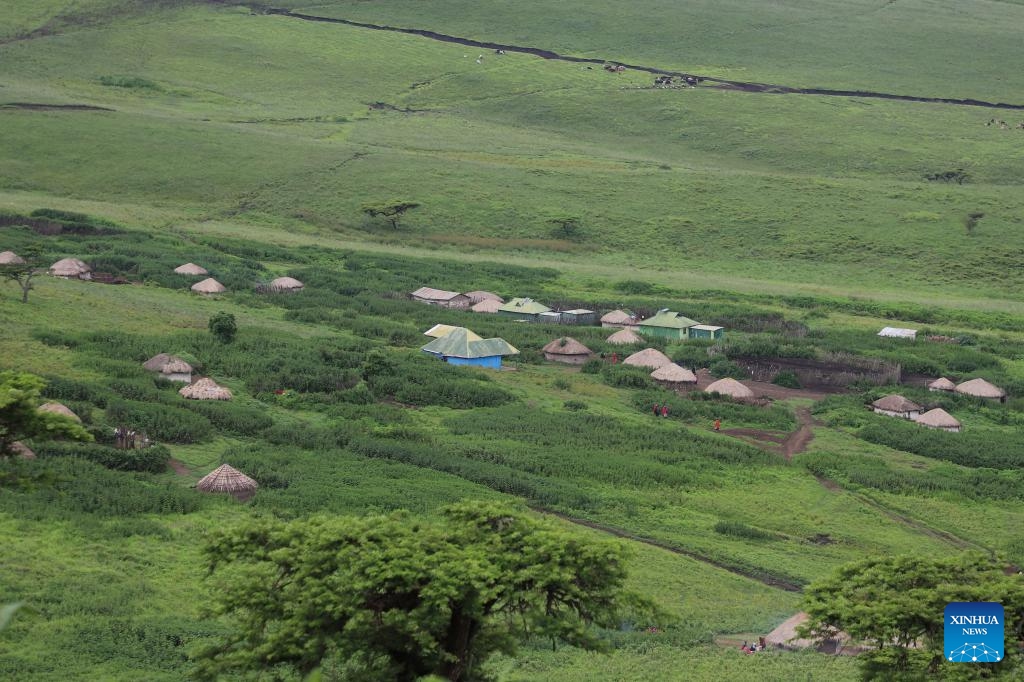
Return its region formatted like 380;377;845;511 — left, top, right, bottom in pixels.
713;418;721;431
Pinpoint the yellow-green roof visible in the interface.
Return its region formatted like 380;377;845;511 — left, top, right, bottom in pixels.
639;310;699;329
421;327;519;358
498;298;551;315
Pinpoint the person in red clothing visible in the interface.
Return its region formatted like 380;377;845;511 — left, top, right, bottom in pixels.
661;405;669;418
713;418;721;431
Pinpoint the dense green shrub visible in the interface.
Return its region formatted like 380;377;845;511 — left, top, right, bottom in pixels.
857;419;1024;470
563;399;588;411
709;358;747;379
633;390;795;431
178;401;273;436
601;365;652;389
771;371;801;389
106;399;212;444
713;520;778;541
365;355;513;409
33;442;170;473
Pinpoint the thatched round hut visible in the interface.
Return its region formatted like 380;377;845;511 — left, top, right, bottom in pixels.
465;291;503;304
196;463;258;501
704;378;755;400
10;441;35;459
38;401;82;422
143;353;193;383
600;310;636;328
174;262;209;276
191;277;226;295
955;378;1006;402
0;251;26;265
49;258;91;280
269;276;304;293
651;363;698;386
928;377;956;392
179;378;232;400
622;348;672;370
471;298;502;313
607;328;642;345
542;337;593;364
913;408;961;432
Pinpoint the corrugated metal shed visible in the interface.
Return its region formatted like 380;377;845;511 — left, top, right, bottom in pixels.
421;327;519;359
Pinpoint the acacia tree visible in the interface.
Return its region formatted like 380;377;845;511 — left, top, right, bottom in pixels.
361;200;421;230
194;502;652;681
800;554;1024;678
0;371;93;456
0;249;42;304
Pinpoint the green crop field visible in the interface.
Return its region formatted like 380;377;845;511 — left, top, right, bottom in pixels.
2;1;1023;680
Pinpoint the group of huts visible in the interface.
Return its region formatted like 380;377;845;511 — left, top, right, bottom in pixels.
1;252;304;295
869;377;1008;433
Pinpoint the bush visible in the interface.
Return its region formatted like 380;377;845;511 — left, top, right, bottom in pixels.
106;399;213;444
709;358;747;379
33;442;170;473
713;520;778;541
563;400;588;411
771;371;801;389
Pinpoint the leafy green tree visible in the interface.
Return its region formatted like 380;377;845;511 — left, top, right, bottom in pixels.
547;215;582;240
0;371;93;456
361;200;421;230
0;247;42;304
800;554;1024;679
207;311;236;344
195;502;651;681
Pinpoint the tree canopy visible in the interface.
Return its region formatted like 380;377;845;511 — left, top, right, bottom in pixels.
0;371;93;455
195;502;650;681
800;553;1024;678
361;200;421;229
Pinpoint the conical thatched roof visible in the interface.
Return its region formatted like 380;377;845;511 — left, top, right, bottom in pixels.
10;441;35;459
421;327;519;359
471;298;502;313
270;276;304;291
956;378;1006;399
143;353;193;375
174;262;208;276
196;464;257;494
622;348;672;369
914;408;961;429
0;251;26;265
179;378;232;400
465;290;503;304
607;328;642;345
600;310;635;326
651;363;698;384
542;337;592;356
38;401;82;422
191;277;226;294
928;377;956;391
49;257;90;277
704;378;755;399
871;395;922;413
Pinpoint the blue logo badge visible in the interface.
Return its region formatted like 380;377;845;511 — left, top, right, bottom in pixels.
944;602;1004;663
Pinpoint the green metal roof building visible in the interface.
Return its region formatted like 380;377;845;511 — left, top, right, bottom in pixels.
497;297;551;321
421;327;519;368
636;310;700;341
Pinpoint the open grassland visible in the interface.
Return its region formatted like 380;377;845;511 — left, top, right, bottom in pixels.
2;3;1024;300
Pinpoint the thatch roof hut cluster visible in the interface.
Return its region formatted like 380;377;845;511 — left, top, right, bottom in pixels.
196;463;257;501
179;378;232;400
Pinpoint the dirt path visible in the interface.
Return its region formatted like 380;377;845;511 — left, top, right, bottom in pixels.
0;102;114;111
168;458;190;476
533;507;803;592
718;401;817;459
260;7;1024;111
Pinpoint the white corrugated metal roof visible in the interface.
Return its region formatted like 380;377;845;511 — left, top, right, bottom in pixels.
878;327;917;338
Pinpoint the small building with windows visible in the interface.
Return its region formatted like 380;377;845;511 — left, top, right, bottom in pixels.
560;309;597;326
637;310;699;341
411;287;471;309
688;324;724;341
497;298;551;322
